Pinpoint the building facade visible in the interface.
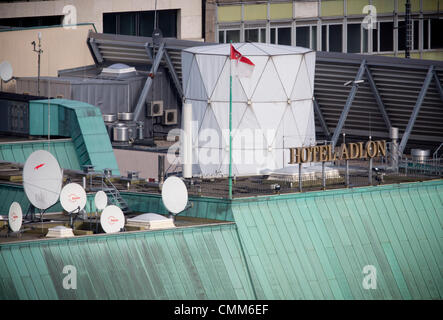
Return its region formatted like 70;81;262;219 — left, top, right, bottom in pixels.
0;0;203;41
208;0;443;60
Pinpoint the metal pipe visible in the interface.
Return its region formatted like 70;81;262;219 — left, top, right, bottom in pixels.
298;164;302;192
158;155;165;184
182;102;193;178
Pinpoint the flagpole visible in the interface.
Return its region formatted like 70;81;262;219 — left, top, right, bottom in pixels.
229;42;233;200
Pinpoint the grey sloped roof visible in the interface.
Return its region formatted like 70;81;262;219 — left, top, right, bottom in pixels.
314;51;443;150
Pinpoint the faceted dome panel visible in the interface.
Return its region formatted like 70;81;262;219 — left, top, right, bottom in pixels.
182;42;316;177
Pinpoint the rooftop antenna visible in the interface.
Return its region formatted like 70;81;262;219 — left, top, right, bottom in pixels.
31;32;43;96
23;150;63;222
100;205;125;233
161;176;191;221
60;183;87;229
0;61;13;91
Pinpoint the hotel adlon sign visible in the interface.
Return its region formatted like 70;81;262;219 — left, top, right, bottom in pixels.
289;140;387;164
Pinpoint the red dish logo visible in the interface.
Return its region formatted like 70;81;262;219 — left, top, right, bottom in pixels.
69;193;81;202
34;163;45;170
108;216;119;225
12;214;18;221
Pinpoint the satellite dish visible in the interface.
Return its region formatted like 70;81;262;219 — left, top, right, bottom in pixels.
94;191;107;211
161;176;188;214
60;183;87;212
23;150;63;210
0;61;13;82
100;205;125;233
8;202;22;232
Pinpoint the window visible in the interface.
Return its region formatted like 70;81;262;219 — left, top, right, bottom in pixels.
103;10;177;37
270;27;291;45
424;19;429;49
244;28;265;42
320;24;343;52
372;27;378;52
430;19;443;49
379;21;393;51
296;26;310;48
245;29;258;42
226;30;240;43
218;30;225;43
362;28;368;53
329;24;342;52
311;26;317;50
0;15;63;28
413;20;419;50
278;27;291;45
322;25;327;51
347;23;361;53
398;20;406;51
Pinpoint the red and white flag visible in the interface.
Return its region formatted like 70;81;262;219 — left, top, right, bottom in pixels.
230;44;255;78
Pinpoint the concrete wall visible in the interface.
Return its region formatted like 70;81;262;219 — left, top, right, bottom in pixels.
0;0;202;40
113;148;179;181
0;24;94;91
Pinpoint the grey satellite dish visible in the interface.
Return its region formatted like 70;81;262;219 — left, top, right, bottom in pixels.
161;176;188;214
0;61;13;82
94;191;108;211
60;183;87;212
23;150;63;211
100;205;125;233
8;202;22;232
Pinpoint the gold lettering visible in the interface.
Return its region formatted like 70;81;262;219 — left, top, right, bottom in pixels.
301;147;310;163
340;143;349;160
319;145;328;162
349;143;360;159
358;142;366;158
312;146;320;162
376;140;386;157
366;141;377;158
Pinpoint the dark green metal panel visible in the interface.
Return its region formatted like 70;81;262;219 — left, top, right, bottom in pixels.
0;180;441;300
231;180;443;300
0;140;80;171
0;223;254;300
0;183;96;216
29;99;119;174
121;192;234;221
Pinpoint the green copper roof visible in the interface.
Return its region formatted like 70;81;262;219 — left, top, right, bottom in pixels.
0;139;81;170
0;223;254;300
231;179;443;299
29;99;119;174
0;180;441;299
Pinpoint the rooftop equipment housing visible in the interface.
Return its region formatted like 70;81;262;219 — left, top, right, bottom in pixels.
182;43;316;176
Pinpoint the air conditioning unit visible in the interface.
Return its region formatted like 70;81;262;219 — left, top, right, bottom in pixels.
147;100;163;117
163;109;178;125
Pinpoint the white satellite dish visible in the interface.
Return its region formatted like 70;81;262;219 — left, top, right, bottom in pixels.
0;61;13;82
23;150;63;210
100;205;125;233
8;202;22;232
94;191;107;211
161;176;188;214
60;183;87;212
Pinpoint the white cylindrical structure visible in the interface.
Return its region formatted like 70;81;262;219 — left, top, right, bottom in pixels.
182;102;193;178
182;43;316;177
